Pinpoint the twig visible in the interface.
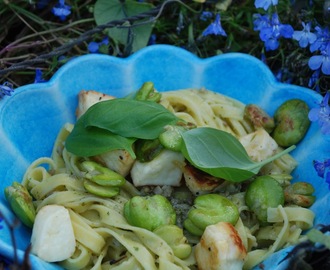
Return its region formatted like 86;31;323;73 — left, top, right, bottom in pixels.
0;0;176;76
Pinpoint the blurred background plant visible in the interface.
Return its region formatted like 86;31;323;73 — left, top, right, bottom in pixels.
0;0;329;96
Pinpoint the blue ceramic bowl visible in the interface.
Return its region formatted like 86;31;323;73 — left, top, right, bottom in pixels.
0;45;329;269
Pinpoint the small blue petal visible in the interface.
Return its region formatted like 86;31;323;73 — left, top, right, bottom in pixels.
313;160;326;178
253;14;270;31
34;69;47;83
88;42;100;53
308;55;323;70
202;14;227;37
0;82;14;99
279;24;294;38
265;37;279;50
200;11;213;21
293;22;317;48
51;0;71;21
255;0;278;10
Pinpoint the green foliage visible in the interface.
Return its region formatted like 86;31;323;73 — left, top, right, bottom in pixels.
0;1;329;91
94;0;154;52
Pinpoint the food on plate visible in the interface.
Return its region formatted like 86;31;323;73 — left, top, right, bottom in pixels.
5;82;315;269
31;204;76;262
195;222;247;270
4;182;36;228
272;99;311;147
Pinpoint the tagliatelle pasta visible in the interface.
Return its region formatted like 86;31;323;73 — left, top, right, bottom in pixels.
20;87;315;270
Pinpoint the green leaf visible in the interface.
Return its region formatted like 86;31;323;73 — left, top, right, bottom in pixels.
180;127;295;182
82;99;178;139
65;122;136;158
94;0;154;52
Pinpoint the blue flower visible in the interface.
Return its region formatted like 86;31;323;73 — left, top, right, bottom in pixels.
313;159;330;189
202;14;227;37
308;44;330;75
313;159;330;178
34;69;47;83
253;14;270;31
292;22;317;48
254;0;278;10
256;13;294;51
308;91;330;135
88;37;109;53
200;11;213;21
52;0;71;21
308;69;321;91
310;26;330;53
148;34;157;46
0;82;14;99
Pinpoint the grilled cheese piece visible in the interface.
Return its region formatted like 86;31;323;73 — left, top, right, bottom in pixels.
31;205;76;262
130;149;185;187
76;90;115;118
195;222;247;270
183;163;222;195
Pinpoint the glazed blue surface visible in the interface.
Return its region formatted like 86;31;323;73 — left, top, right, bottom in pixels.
0;45;328;270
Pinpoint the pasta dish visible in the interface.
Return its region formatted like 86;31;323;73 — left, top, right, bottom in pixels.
5;84;315;270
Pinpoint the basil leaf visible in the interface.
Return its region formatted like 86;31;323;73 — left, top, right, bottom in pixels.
180;127;295;182
82;99;178;139
65;123;136;158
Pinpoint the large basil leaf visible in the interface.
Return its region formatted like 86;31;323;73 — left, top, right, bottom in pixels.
94;0;154;53
65;121;136;158
82;99;178;139
180;127;295;182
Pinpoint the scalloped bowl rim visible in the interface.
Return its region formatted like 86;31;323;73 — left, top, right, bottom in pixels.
0;44;328;270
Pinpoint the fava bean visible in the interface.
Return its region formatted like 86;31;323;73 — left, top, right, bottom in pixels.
284;182;315;207
135;139;164;162
81;161;126;187
159;125;185;152
184;194;239;236
272;99;310;147
83;180;120;198
124;194;176;231
4;182;36;227
245;175;284;224
135;81;161;102
244;104;275;133
153;224;192;259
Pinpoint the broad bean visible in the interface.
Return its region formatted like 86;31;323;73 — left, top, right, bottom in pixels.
4;182;36;227
124;194;176;231
244;104;275;133
184;194;239;236
245;175;284;224
272;99;310;147
154;224;192;259
284;182;315;207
